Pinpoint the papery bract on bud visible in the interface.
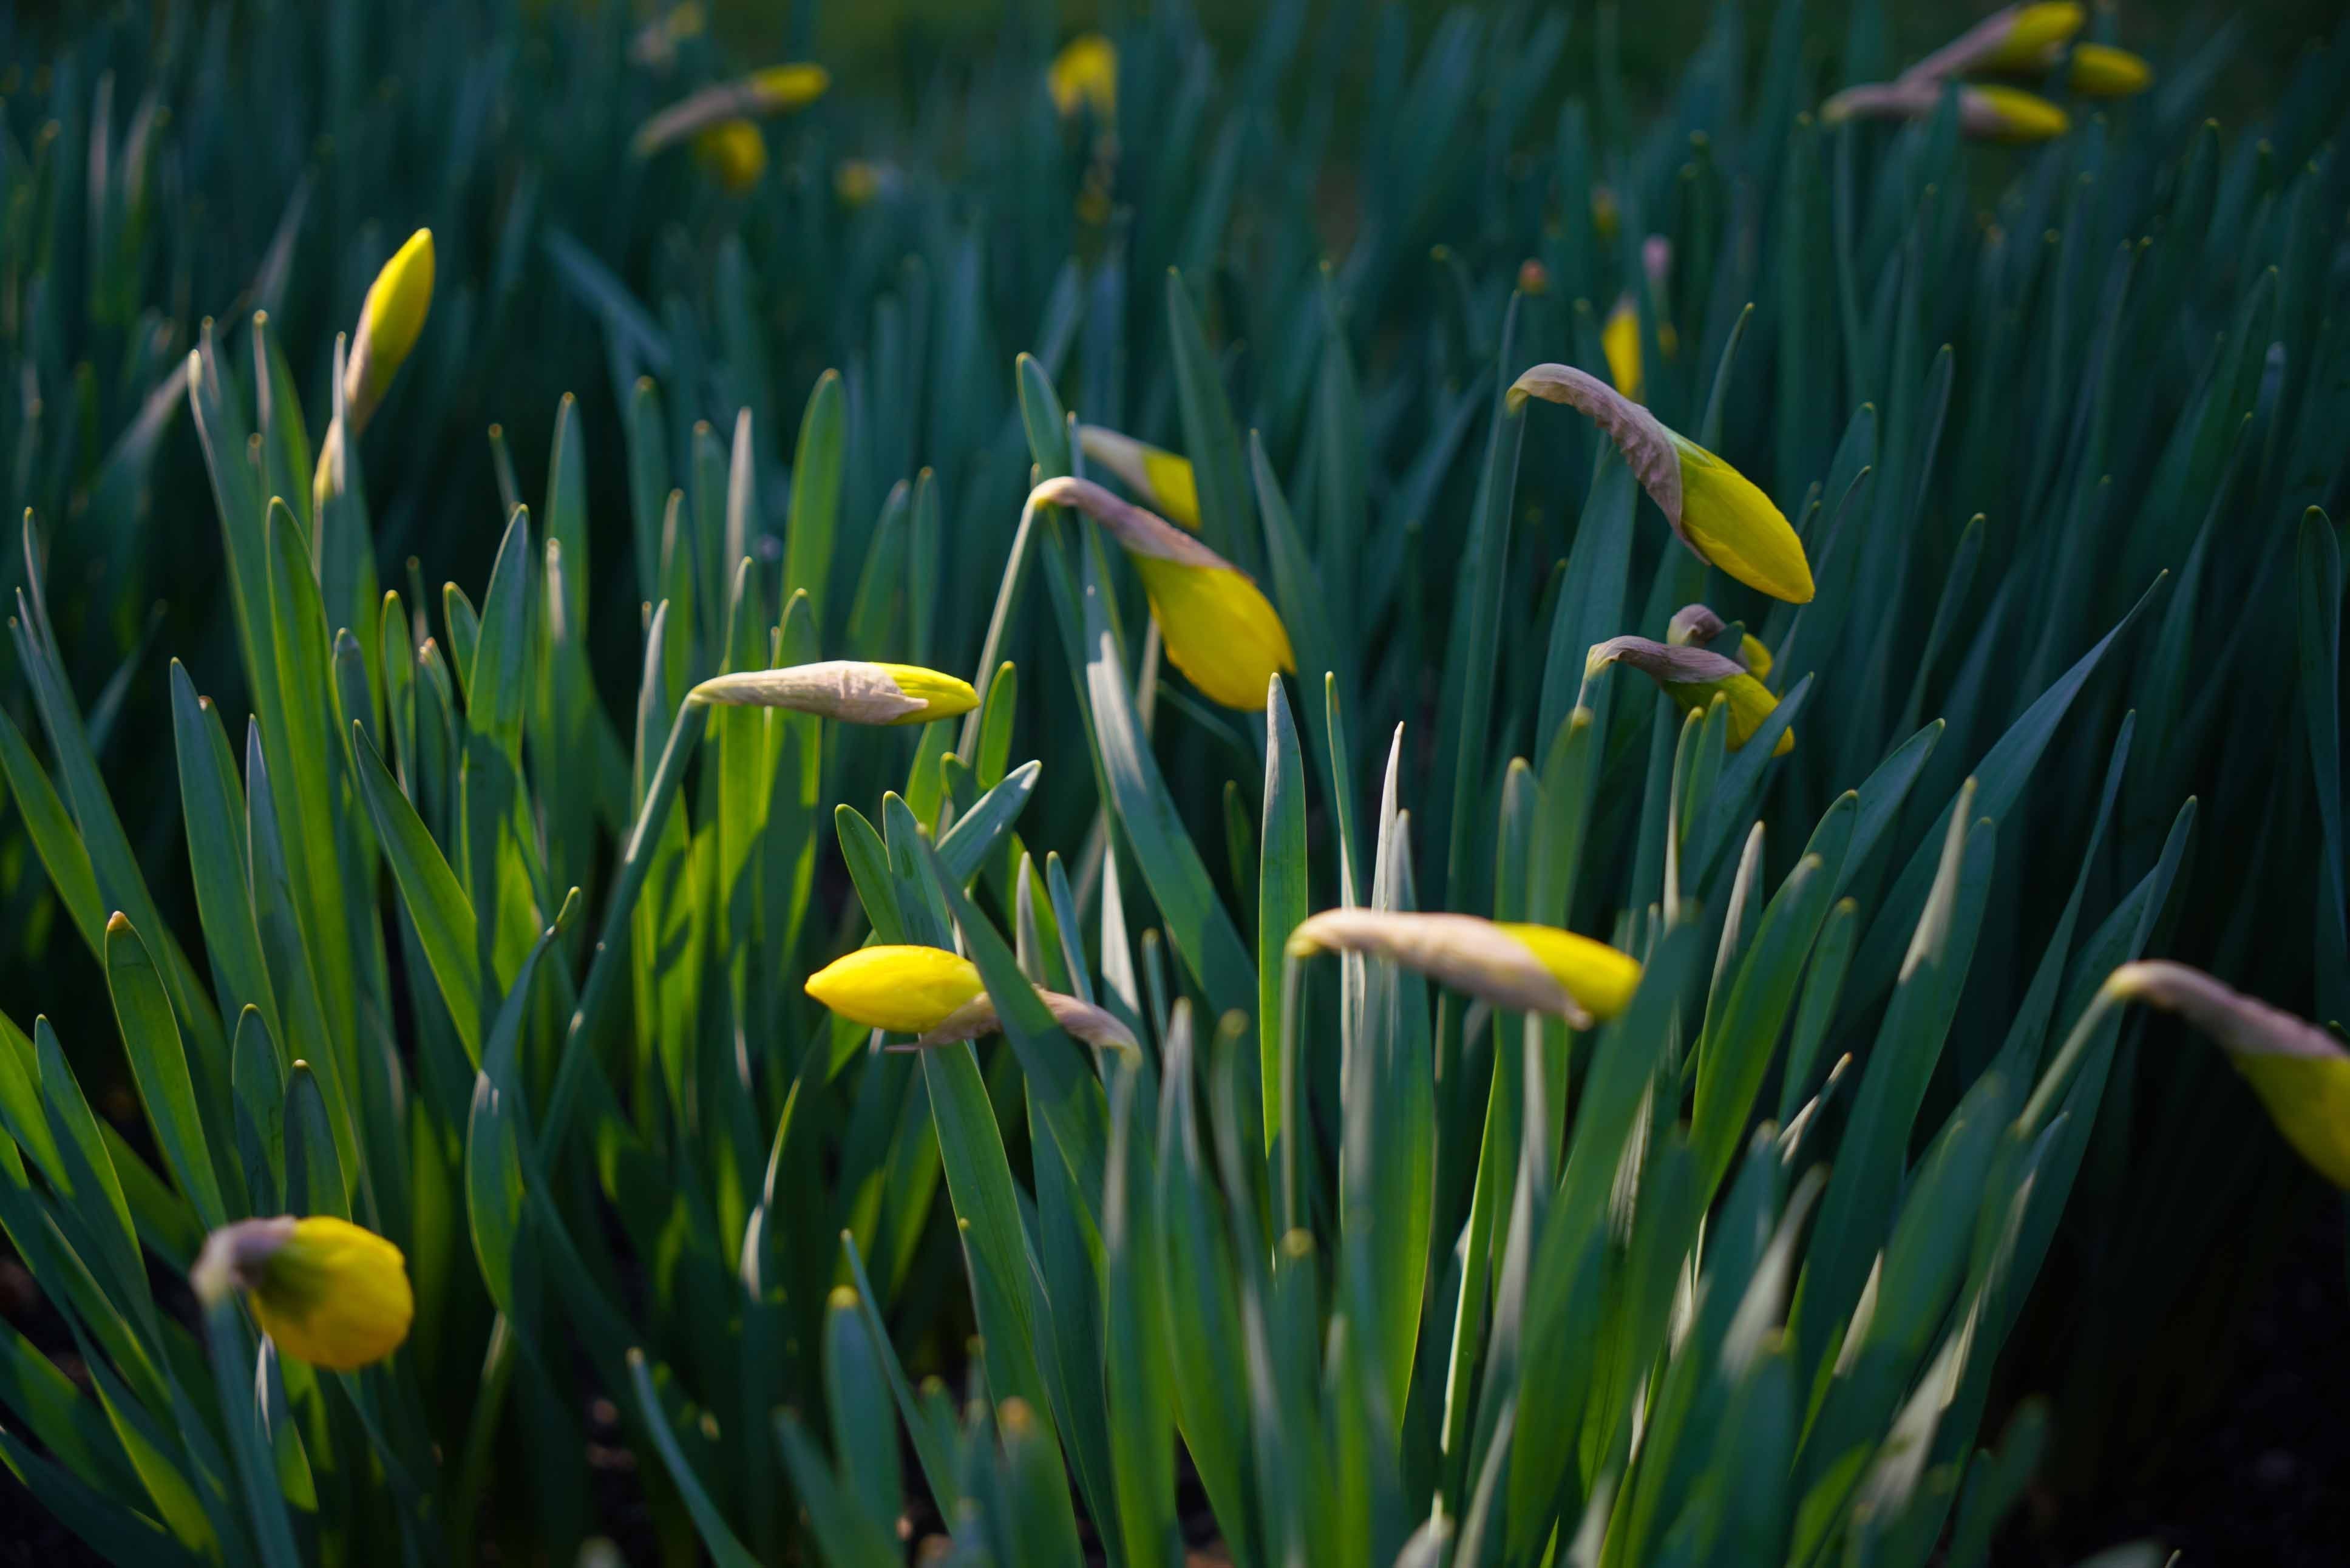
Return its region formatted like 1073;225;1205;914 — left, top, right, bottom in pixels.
1286;908;1641;1030
688;660;977;725
1822;81;2070;143
1509;364;1815;603
1028;475;1294;710
192;1215;414;1371
633;63;831;158
2106;962;2350;1189
1588;635;1795;755
1898;2;2085;84
917;990;1139;1053
1076;424;1201;531
1669;603;1774;679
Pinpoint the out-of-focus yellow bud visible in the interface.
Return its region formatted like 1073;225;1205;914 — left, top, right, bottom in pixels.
1287;908;1641;1030
806;944;1138;1050
1049;33;1118;120
1509;363;1815;603
694;118;767;192
2068;43;2151;97
633;63;830;158
2106;961;2350;1189
835;158;884;208
1668;603;1774;679
690;660;977;725
1602;295;1644;400
1900;2;2084;82
1027;475;1294;710
1821;80;2069;142
192;1215;413;1372
1516;259;1551;297
1590;185;1621;243
1076;424;1201;531
630;2;708;68
1588;635;1795;755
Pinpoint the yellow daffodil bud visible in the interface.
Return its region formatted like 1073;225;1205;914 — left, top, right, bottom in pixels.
1590;185;1621;243
1900;3;2084;83
1821;81;2070;143
2106;962;2350;1188
2068;43;2151;97
806;945;1138;1050
1509;363;1814;603
1603;296;1644;400
1027;475;1294;710
689;661;977;725
806;946;985;1035
633;63;830;158
1075;424;1201;531
835;158;885;208
345;228;434;433
694;118;767;192
1287;908;1641;1030
1588;635;1795;755
1516;259;1550;297
1048;33;1117;120
192;1216;413;1371
1668;603;1774;679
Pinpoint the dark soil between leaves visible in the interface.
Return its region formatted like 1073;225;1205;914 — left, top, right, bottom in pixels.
5;1197;2344;1565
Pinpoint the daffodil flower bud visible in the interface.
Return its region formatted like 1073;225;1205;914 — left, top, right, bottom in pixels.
1048;33;1117;120
1589;185;1621;243
192;1216;413;1372
2066;43;2151;98
693;118;768;192
1820;81;2070;143
1027;475;1296;711
1508;364;1815;603
1076;424;1202;531
835;158;887;208
688;660;977;725
632;63;830;158
1602;295;1645;400
805;945;1138;1051
1899;2;2085;84
2105;962;2350;1189
1667;603;1774;679
1286;909;1642;1030
1587;634;1795;755
313;229;435;505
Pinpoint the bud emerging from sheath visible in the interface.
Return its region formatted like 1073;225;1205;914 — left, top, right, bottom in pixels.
805;945;1138;1051
313;228;435;504
633;63;830;158
192;1216;414;1371
2066;44;2152;98
1820;81;2070;143
1028;475;1295;711
1588;635;1795;755
1900;3;2087;83
1286;908;1642;1030
2105;962;2350;1189
1076;424;1201;531
688;661;977;725
1509;363;1815;603
1668;603;1774;679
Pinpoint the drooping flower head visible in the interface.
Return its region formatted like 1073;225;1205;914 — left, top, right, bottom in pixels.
1588;635;1795;755
689;661;977;725
1902;3;2087;81
1819;81;2070;142
1076;424;1201;531
806;945;1137;1051
1027;475;1294;711
1286;909;1642;1031
632;63;831;159
2105;962;2350;1189
2066;44;2152;98
1509;363;1815;603
192;1215;414;1371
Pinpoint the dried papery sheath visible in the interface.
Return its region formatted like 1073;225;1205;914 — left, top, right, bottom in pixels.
1669;603;1774;678
1076;423;1201;530
1028;475;1294;710
1286;908;1642;1030
2107;962;2350;1189
1589;635;1795;755
1509;363;1815;603
192;1215;414;1372
688;660;977;725
1821;81;2070;143
633;62;830;157
1898;2;2085;84
915;990;1141;1053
